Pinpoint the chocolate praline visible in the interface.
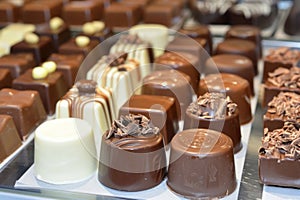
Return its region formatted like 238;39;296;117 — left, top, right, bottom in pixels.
199;73;252;124
184;93;242;153
167;128;236;199
98;114;167;191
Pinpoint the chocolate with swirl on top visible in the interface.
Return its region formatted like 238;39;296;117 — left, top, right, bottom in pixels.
259;122;300;188
99;114;166;191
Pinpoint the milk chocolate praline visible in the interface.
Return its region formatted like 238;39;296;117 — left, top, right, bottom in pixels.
167;128;236;199
199;73;252;124
98;114;166;191
184;93;242;153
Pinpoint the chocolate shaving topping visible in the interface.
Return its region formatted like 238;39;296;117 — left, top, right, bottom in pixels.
267;67;300;88
105;114;160;139
259;122;300;160
267;92;300;123
267;47;300;63
187;92;237;119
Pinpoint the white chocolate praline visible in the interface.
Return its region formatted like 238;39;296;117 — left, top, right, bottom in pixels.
34;118;97;184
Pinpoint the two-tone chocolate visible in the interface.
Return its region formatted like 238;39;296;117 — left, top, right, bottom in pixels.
167;129;236;199
98;114;166;191
259;122;300;188
184;92;242;153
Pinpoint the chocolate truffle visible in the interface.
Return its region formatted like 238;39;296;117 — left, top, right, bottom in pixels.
98;114;167;191
119;94;179;144
154;51;200;93
229;1;278;29
0;53;35;78
0;115;22;162
0;88;47;140
62;1;104;26
225;25;262;58
0;69;13;89
199;73;252;124
109;34;154;78
189;0;236;24
12;69;68;115
22;0;62;24
167;129;236;199
11;36;53;64
104;3;141;29
87;53;141;113
34;118;97;184
263;67;300;107
184;93;242;153
179;23;213;55
215;39;258;75
284;1;300;36
47;53;84;88
259;122;300;188
35;19;71;52
263;47;300;82
142;69;194;119
204;54;255;96
264;92;300;132
58;37;99;57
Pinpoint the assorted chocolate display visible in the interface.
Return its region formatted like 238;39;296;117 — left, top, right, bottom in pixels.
0;0;300;199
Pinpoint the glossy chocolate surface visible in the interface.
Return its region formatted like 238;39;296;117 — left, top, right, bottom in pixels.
47;53;84;88
0;69;13;89
154;51;200;93
142;69;193;119
0;88;47;140
58;37;99;57
199;73;252;124
119;94;179;144
22;0;62;24
12;69;68;115
11;36;53;64
225;25;262;58
205;54;255;96
35;23;71;52
179;24;213;55
167;129;236;199
284;1;300;35
264;92;300;132
184;93;242;153
62;1;104;26
0;115;22;162
259;122;300;188
263;47;300;82
0;53;36;78
104;3;141;29
215;39;258;75
98;114;166;191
